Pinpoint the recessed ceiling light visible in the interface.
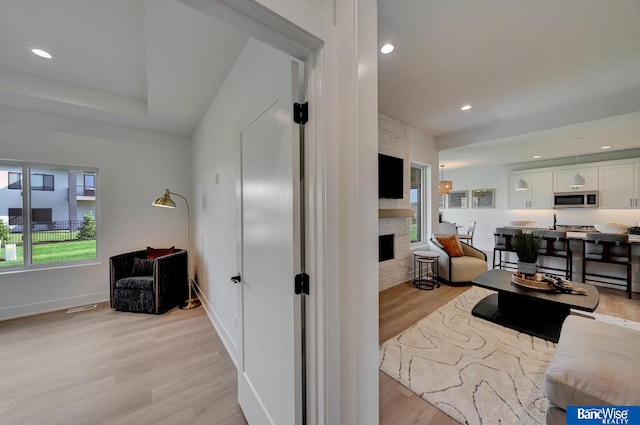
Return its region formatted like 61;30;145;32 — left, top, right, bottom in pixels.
601;145;611;150
533;155;542;159
31;48;52;59
461;105;472;111
380;43;395;54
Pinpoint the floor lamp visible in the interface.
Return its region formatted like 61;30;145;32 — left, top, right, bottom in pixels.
152;189;201;310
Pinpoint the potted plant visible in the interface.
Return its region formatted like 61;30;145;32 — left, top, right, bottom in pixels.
511;231;542;277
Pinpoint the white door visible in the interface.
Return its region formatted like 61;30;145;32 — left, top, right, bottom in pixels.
238;62;301;424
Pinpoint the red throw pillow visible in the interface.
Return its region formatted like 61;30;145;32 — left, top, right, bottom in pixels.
435;234;464;257
147;246;175;259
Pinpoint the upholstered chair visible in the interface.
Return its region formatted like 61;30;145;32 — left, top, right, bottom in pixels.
110;249;188;314
430;233;488;285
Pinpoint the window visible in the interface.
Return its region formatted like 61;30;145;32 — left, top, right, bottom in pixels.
83;172;96;196
410;166;424;243
1;162;98;270
84;173;95;190
8;208;22;225
7;172;54;191
8;172;21;189
7;209;52;224
31;173;54;191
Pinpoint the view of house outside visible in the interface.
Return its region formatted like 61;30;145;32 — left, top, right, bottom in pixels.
410;166;422;242
0;164;97;268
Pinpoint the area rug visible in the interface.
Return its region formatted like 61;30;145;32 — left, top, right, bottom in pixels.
380;287;640;424
380;287;537;424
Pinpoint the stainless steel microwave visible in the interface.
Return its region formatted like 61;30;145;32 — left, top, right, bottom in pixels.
553;191;598;208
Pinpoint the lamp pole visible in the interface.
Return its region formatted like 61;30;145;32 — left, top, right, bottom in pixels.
153;189;200;309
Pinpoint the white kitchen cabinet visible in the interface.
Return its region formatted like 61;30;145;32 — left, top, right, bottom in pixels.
598;163;640;208
508;172;553;209
553;167;598;192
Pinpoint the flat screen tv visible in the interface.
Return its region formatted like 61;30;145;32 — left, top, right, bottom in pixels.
378;153;403;199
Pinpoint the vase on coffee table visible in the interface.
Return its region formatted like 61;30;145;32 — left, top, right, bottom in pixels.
512;232;542;277
517;261;537;277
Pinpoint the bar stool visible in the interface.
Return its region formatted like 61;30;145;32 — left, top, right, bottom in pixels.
534;230;572;280
582;233;632;299
413;251;441;290
493;228;522;271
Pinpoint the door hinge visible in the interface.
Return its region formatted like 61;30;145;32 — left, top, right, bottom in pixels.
295;272;310;295
293;102;309;125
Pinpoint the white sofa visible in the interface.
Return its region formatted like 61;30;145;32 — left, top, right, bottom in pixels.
544;315;640;424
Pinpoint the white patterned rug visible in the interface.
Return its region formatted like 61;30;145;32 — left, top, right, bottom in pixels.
379;286;640;425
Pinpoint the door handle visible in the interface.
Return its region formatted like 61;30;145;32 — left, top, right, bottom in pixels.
230;274;242;284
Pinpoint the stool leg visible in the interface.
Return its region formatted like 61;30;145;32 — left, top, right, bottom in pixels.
628;263;632;299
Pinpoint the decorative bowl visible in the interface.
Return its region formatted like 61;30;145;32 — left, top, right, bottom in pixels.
594;224;628;234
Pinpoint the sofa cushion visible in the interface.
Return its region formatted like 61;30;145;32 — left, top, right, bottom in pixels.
435;233;464;257
544;315;640;409
115;276;154;290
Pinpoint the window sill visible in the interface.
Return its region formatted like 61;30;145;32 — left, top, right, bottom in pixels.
0;260;101;276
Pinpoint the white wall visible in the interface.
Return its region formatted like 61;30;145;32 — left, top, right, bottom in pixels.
408;124;439;240
190;37;294;362
0;106;190;320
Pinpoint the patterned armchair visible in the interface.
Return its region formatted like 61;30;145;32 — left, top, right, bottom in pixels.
109;249;188;314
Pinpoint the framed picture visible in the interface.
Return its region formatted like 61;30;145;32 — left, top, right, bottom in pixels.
472;189;495;208
438;195;446;209
448;190;468;209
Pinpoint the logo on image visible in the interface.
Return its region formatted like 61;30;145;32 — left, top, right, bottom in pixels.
567;406;637;425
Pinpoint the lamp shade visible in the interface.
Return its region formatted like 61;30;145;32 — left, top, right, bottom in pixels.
569;173;586;188
438;164;452;195
515;178;529;191
152;189;176;208
438;180;452;195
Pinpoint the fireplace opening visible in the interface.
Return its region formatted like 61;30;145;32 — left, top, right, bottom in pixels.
379;234;394;262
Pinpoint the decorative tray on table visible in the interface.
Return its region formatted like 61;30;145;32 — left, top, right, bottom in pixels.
511;273;554;291
511;273;588;295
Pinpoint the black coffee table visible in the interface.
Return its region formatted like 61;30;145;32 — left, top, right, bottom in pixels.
472;269;600;342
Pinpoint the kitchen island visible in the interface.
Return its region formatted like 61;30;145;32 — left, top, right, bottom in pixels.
497;226;639;294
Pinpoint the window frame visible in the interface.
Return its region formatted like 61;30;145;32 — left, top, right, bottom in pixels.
410;164;428;245
8;172;21;189
1;160;100;273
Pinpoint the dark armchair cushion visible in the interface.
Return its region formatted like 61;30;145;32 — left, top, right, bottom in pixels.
131;257;154;276
115;276;154;290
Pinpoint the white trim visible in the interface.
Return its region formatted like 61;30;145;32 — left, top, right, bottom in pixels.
0;291;108;321
193;283;238;367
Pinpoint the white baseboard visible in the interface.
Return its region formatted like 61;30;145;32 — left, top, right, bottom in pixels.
0;292;109;321
193;283;238;368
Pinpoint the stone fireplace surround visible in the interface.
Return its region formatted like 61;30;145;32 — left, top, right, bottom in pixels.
378;113;414;291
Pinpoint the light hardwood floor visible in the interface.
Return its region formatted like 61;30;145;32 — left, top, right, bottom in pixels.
379;280;640;425
0;302;247;425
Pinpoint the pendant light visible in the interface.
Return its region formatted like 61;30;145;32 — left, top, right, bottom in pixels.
570;137;586;188
439;165;452;195
515;146;528;191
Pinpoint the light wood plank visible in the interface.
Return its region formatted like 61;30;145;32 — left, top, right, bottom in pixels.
0;303;247;425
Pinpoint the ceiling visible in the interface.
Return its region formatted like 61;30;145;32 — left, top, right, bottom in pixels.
0;0;249;138
378;0;640;169
2;0;640;168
